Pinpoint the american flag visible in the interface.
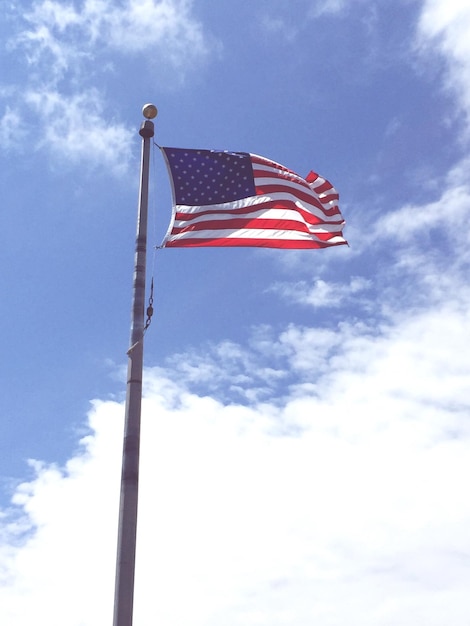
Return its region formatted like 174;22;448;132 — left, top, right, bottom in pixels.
161;147;347;249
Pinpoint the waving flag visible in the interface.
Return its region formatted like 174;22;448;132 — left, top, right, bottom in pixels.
161;147;347;249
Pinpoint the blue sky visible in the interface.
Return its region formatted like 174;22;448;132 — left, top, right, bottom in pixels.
1;1;470;624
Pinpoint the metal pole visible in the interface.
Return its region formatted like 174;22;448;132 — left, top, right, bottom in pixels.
113;110;156;626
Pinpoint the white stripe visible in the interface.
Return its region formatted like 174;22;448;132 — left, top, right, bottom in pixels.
174;192;341;220
249;153;293;172
172;207;344;228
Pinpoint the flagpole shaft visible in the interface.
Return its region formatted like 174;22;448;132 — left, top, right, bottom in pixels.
113;118;154;626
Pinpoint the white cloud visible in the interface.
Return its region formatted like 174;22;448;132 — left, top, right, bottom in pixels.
0;400;122;625
417;0;470;129
1;278;470;624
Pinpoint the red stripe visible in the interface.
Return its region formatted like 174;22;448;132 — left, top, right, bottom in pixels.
252;185;339;217
252;167;311;191
317;193;339;204
165;237;346;249
252;161;339;205
312;180;333;194
306;171;319;183
162;150;346;249
253;185;340;216
250;154;297;175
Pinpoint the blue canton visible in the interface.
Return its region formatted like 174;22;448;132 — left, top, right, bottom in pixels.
165;148;255;205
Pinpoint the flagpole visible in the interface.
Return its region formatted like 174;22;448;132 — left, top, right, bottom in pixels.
113;104;157;626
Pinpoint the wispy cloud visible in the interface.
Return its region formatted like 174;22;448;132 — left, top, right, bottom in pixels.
377;181;470;248
24;87;134;174
17;0;210;79
417;0;470;132
158;336;289;404
269;276;371;309
1;0;213;172
372;156;470;310
308;0;348;18
0;107;24;150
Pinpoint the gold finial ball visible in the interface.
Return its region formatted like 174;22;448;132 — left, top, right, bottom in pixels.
142;103;158;119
